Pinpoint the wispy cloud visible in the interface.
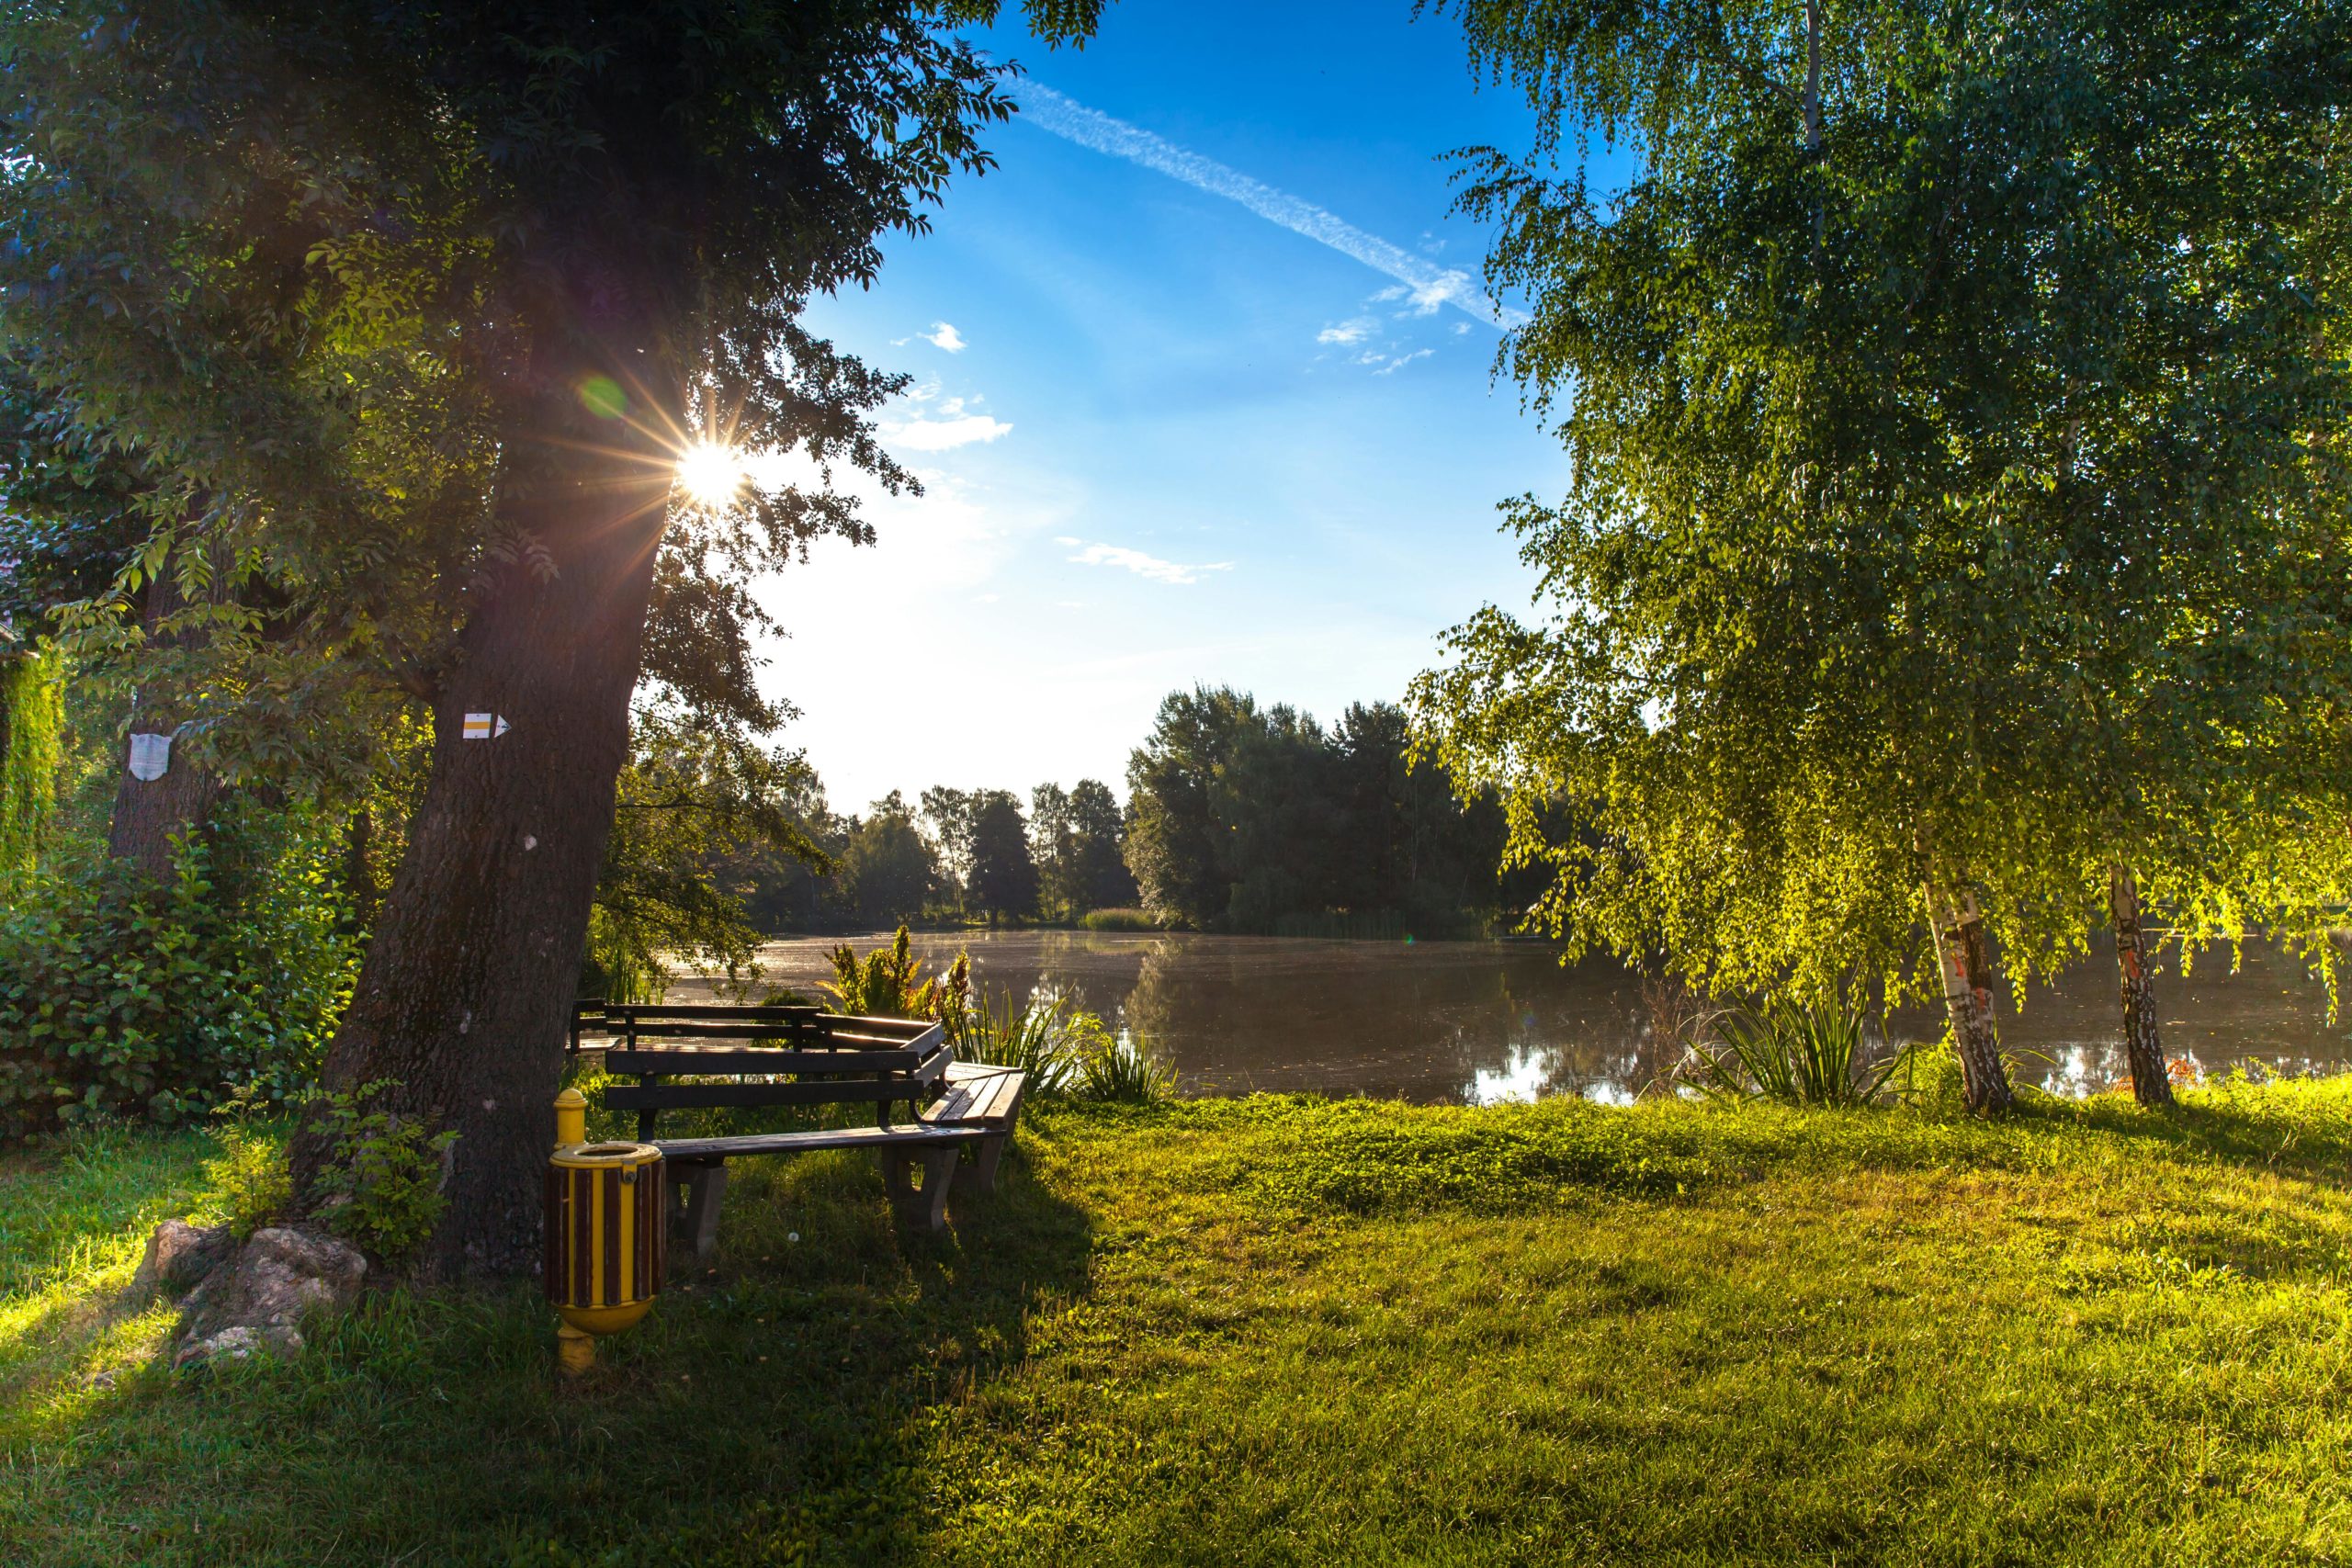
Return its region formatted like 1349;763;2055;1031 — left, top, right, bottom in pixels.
895;321;967;352
1054;536;1233;586
1317;317;1376;345
885;412;1012;451
1372;349;1433;376
1018;83;1522;331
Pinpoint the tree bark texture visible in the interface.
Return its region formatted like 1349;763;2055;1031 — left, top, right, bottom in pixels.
107;566;219;882
2109;865;2174;1108
299;414;671;1278
1927;881;2015;1111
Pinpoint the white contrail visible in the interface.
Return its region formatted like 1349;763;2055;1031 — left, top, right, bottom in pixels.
1017;83;1524;331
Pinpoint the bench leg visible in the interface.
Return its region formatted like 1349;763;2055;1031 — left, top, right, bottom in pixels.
970;1093;1024;1198
876;1147;956;1231
971;1134;1009;1197
876;1149;913;1204
672;1160;728;1261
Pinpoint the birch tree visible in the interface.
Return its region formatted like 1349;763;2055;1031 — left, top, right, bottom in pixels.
1411;0;2352;1110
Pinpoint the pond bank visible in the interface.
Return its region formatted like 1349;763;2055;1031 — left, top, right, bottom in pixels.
5;1081;2351;1564
684;929;2350;1103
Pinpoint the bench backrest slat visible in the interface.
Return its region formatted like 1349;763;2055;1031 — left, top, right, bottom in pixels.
604;1003;822;1021
605;1047;922;1075
606;1029;828;1043
605;1079;914;1112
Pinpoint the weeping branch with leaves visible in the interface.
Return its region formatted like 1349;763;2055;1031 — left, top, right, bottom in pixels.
589;710;831;1004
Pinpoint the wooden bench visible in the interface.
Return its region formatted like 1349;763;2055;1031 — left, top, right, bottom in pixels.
604;1007;943;1138
568;998;606;1054
595;1008;1028;1251
652;1064;1028;1252
568;999;818;1055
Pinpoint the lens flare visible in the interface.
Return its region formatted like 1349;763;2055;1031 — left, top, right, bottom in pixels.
675;443;747;509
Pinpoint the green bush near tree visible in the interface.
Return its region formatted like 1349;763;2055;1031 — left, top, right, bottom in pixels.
0;810;359;1142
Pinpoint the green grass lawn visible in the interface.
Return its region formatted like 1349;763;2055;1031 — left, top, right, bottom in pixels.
6;1077;2352;1566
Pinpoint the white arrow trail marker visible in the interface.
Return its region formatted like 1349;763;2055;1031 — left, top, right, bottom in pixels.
462;713;511;740
128;732;172;781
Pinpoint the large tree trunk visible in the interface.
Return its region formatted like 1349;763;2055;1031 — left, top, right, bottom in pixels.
107;567;220;881
2109;865;2174;1108
1925;879;2015;1111
296;395;672;1278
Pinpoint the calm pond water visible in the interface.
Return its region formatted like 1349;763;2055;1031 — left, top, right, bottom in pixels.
686;931;2348;1104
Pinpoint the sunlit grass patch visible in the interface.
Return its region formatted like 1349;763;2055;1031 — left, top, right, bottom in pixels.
5;1080;2352;1563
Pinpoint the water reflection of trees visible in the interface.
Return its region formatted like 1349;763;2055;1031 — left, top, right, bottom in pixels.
1120;939;1671;1102
745;930;2347;1103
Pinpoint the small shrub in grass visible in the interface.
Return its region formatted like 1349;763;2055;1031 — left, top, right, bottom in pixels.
1897;1032;1972;1112
200;1122;294;1239
308;1080;458;1262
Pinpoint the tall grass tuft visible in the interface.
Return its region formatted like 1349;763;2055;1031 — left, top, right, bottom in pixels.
1678;987;1906;1108
957;989;1076;1096
950;989;1178;1102
1072;1022;1176;1103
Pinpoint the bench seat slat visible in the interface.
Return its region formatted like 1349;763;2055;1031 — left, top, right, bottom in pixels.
654;1124;978;1161
922;1083;989;1122
970;1079;1020;1123
822;1030;944;1049
920;1066;1023;1130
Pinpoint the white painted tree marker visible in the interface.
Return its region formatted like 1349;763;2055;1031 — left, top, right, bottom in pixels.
462;713;511;740
128;732;172;781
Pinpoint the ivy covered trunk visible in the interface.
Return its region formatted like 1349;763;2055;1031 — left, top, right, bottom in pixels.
0;649;62;876
1926;880;2014;1112
2109;866;2174;1108
296;386;671;1278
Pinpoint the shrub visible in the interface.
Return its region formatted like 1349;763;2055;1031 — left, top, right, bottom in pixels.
308;1080;458;1262
1069;1014;1176;1103
1077;908;1159;932
1898;1033;1972;1111
825;925;964;1019
0;808;361;1143
951;991;1176;1103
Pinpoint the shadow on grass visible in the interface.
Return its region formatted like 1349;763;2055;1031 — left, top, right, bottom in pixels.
1;1123;1096;1568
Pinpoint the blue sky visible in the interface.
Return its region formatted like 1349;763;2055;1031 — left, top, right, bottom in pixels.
755;0;1575;815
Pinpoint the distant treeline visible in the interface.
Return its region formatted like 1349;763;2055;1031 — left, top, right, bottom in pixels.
1123;688;1524;937
723;685;1532;938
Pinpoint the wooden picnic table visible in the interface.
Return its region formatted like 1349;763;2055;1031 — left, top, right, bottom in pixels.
576;1002;1028;1251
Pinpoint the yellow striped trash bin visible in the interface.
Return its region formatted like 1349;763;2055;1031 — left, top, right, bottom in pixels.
545;1089;665;1374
